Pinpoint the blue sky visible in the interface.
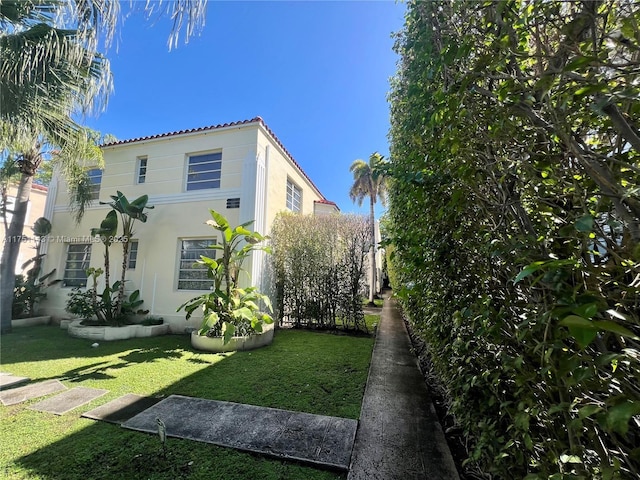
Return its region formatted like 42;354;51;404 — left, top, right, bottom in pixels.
82;1;406;216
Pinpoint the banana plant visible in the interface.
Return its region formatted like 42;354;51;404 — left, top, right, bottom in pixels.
100;191;154;315
177;209;273;344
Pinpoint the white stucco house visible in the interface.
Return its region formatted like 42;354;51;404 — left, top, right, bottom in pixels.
39;117;338;331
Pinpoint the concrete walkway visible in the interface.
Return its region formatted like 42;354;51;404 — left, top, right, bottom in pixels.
348;294;460;480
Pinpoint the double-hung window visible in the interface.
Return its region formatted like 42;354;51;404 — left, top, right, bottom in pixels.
186;152;222;191
63;244;92;287
87;169;102;200
178;239;216;290
286;179;302;213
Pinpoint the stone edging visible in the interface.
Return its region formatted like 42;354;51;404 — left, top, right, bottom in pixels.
67;320;169;341
191;322;275;352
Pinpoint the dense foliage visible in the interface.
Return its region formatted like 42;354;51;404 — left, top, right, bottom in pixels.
271;213;369;331
387;1;640;478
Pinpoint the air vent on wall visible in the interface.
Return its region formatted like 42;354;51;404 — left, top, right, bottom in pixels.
226;198;240;209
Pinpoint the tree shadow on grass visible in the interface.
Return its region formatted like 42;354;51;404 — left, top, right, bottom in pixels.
10;330;373;479
1;326;193;365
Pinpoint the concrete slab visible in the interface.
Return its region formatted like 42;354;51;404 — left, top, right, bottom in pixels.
30;387;108;415
348;295;460;480
0;375;30;390
82;394;162;424
122;394;358;470
0;380;67;406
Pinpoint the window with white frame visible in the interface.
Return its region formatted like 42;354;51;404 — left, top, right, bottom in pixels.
87;169;102;200
136;157;147;184
63;244;92;287
286;179;302;212
186;152;222;191
177;239;216;290
127;240;139;269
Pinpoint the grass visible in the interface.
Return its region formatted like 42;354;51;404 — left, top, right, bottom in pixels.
362;297;384;308
0;324;376;480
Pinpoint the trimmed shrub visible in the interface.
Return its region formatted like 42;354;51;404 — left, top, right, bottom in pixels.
387;1;640;478
271;213;369;331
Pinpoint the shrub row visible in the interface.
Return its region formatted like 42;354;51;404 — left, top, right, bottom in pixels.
270;213;369;331
387;1;640;478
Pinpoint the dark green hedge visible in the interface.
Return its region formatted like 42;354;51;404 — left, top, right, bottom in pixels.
386;1;640;478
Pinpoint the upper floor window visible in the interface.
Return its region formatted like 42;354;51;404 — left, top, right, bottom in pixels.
63;244;92;287
186;152;222;191
177;239;216;290
136;157;147;184
286;179;302;213
87;169;102;200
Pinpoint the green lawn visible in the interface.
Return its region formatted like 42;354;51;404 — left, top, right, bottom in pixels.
0;325;375;480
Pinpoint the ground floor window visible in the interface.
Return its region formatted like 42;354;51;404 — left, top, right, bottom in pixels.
63;244;92;287
178;239;216;290
127;240;139;269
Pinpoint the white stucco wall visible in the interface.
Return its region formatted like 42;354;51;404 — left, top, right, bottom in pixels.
39;120;332;333
41;124;258;332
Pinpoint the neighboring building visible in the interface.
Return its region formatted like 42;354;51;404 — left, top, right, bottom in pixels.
1;183;49;274
39;117;338;331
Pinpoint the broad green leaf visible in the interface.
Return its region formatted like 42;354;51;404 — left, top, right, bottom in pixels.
559;315;596;329
572;302;598;319
564;56;594;71
606;401;640;435
574;83;607;97
204;312;219;327
513;261;546;283
199;256;218;269
593;320;640;340
559;315;598;349
575;215;594;232
233;307;253;321
578;405;603;419
222;322;235;344
208;210;230;231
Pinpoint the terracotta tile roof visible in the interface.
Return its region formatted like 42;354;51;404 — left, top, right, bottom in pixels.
32;184;48;192
102;117;333;203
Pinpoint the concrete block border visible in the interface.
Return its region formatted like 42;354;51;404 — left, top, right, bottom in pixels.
67;320;169;341
190;322;274;352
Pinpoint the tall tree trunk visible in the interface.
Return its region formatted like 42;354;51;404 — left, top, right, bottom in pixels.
1;173;33;333
369;195;376;304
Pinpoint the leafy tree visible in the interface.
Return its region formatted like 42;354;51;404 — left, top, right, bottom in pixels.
349;152;386;305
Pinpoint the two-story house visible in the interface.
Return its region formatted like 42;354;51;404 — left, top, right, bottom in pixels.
40;117;338;331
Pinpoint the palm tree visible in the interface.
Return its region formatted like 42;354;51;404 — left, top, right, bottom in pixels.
1;0;207;146
0;130;104;333
349;152;386;305
0;0;208;333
